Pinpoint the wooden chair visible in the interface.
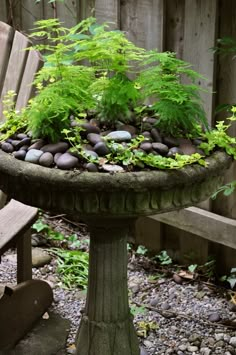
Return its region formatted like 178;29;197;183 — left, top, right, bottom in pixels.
0;23;53;351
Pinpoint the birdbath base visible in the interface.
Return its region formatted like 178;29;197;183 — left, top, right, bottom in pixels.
75;218;140;355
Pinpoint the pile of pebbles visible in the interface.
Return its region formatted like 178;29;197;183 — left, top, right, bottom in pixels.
1;247;236;355
0;117;204;172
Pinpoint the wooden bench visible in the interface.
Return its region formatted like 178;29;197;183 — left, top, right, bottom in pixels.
0;22;53;351
0;199;38;283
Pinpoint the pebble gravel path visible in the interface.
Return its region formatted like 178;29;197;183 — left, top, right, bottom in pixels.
1;245;236;355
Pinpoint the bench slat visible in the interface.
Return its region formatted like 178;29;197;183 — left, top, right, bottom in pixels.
0;199;38;255
0;30;31;118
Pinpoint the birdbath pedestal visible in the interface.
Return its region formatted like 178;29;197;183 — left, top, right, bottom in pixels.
0;150;231;355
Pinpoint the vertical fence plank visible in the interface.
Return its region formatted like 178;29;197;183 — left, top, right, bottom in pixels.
0;1;8;22
120;0;165;50
56;0;78;26
95;0;120;28
212;0;236;219
183;0;218;124
77;0;95;21
165;0;185;57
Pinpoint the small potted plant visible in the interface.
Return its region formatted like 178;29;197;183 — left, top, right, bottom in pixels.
1;17;234;172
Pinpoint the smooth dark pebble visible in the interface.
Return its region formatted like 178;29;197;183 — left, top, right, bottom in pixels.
39;152;54;167
54;152;62;164
208;313;221;322
80;123;100;135
151;128;162;142
163;136;180;147
152;142;169;155
13;150;26;160
94;141;109;156
16;133;28;140
41;141;69;154
140;142;153;152
56;153;78;170
28;139;45;150
86;162;98;172
167;147;184;157
1;142;14;153
87;133;102;145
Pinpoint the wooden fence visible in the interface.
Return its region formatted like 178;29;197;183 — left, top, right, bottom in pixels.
1;0;236;271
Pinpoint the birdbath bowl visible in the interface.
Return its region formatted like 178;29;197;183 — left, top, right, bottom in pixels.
0;150;231;355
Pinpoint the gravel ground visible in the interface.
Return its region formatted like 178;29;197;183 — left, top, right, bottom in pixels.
1;221;236;355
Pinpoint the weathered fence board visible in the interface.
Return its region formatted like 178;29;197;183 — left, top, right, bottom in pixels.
95;0;120;28
120;0;165;50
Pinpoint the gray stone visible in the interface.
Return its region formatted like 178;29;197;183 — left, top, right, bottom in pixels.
167;147;184;157
86;162;98;172
140;347;149;355
151;128;162;142
83;150;98;160
12;137;31;149
161;301;171;310
16;133;28;140
118;124;137;136
142;131;152;140
200;347;211;355
208;312;221;322
39;152;54;167
54;152;62;164
87;133;102;145
41;142;69;154
152;142;169;155
25;149;44;164
80;122;100;135
140;142;153;152
163;136;180;147
179;143;198;155
32;248;52;268
11;312;70;355
13;150;26;160
1;142;14;153
28;139;45;150
106;130;132;142
19;145;29;151
229;336;236;347
187;345;199;352
56;153;78;170
215;333;224;341
102;164;124;173
94;141;109;156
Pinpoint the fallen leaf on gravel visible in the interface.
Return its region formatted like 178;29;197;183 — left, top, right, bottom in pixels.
42;312;49;319
178;270;195;280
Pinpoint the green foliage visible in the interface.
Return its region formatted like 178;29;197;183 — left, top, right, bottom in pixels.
136;320;159;338
200;114;236;159
9;17;208;142
154;250;172;265
188;264;198;273
50;248;89;289
130;305;147;317
136;245;148;255
220;268;236;289
105;135;207;170
0;91;28;142
138;51;208;137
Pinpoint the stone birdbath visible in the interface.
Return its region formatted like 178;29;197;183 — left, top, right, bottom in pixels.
0;149;231;355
